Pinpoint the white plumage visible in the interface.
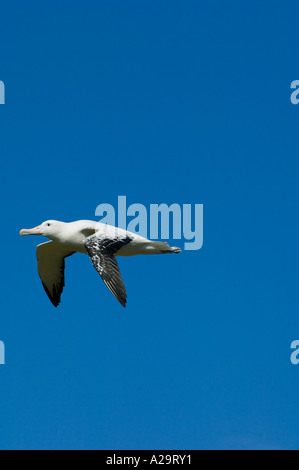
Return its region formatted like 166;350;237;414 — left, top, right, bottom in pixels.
20;219;181;307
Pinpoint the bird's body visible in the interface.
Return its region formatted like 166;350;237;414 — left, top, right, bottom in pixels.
42;220;171;256
20;219;181;307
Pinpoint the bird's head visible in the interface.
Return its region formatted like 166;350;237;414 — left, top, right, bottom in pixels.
20;220;64;239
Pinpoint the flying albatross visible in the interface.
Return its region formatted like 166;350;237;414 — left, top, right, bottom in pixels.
20;220;181;307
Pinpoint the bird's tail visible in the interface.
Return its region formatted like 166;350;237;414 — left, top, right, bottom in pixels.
150;241;181;254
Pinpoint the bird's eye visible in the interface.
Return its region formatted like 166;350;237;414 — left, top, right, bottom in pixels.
47;223;50;226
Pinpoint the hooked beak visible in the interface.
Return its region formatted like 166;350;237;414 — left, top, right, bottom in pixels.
19;225;42;236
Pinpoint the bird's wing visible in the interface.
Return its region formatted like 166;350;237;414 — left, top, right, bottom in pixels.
36;241;75;307
84;233;133;307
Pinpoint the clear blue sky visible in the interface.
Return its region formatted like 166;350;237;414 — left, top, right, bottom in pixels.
0;0;298;450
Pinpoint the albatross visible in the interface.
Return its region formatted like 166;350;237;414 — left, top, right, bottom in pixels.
20;220;181;307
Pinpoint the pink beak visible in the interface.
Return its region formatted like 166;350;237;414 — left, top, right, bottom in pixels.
19;225;42;236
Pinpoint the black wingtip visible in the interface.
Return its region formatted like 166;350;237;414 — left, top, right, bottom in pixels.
42;282;61;308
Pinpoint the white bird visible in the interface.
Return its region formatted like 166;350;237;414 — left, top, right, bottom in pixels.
20;220;181;307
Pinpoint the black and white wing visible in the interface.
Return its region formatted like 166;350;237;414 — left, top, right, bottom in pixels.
84;233;132;307
36;241;75;307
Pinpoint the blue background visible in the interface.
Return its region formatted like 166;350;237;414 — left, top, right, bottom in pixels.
0;0;298;450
